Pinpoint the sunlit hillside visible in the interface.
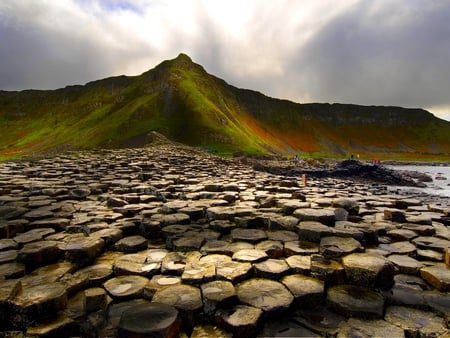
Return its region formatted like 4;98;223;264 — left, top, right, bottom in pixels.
1;53;450;160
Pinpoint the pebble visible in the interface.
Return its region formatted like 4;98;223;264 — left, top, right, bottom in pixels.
0;144;449;336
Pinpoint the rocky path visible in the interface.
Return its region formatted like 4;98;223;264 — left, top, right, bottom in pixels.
0;144;450;337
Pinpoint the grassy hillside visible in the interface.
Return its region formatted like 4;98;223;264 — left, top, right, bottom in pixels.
1;53;450;160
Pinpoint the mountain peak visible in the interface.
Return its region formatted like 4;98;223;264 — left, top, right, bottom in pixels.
175;53;193;63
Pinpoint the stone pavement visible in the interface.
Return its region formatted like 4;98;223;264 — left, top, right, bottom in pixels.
0;144;450;337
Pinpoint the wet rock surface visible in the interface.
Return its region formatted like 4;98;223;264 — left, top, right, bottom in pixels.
0;144;450;337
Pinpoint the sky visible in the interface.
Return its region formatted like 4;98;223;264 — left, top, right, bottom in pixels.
1;0;450;121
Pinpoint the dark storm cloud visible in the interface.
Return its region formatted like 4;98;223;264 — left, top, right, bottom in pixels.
1;0;449;119
0;19;112;90
286;1;450;110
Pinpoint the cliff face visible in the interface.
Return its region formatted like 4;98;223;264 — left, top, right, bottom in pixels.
1;53;450;159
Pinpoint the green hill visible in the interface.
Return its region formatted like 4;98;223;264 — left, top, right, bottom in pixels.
1;53;450;160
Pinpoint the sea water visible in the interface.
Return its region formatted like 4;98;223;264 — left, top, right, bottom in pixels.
386;164;450;197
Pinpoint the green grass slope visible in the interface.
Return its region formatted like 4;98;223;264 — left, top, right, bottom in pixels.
1;53;450;160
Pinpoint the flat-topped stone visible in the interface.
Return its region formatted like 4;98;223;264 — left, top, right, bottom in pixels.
201;280;237;315
332;198;359;214
266;230;298;242
236;278;294;313
216;261;252;283
379;241;417;256
284;240;319;256
293;208;335;226
72;263;113;287
152;283;203;312
420;263;450;291
113;253;160;276
320;236;363;259
337;317;404;338
388;254;423;275
0;239;18;251
161;251;187;275
231;228;267;244
413;236;450;253
172;233;206;251
293;306;346;337
26;313;76;338
281;274;324;308
113;235;148;253
0;262;25;279
232;249;268;263
10;282;67;329
118;302;180;338
143;275;182;299
62;236;105;265
326;285;385;318
310;255;345;285
385;305;448;337
0;249;17;264
17;240;62;272
215;305;262;337
103;275;149;299
342;253;395;290
254;258;290;279
296;221;333;242
182;262;216;284
14;228;54;245
90;228;123;247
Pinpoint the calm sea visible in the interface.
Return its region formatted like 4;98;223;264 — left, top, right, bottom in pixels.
386;165;450;197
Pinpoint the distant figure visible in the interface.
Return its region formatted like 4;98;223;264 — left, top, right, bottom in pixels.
357;154;360;159
350;154;354;160
293;154;299;162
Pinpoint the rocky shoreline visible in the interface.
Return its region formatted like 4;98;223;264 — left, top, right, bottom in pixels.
242;157;435;187
1;144;450;337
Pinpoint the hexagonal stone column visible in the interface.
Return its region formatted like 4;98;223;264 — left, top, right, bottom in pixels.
118;302;181;338
326;285;385;319
236;278;294;314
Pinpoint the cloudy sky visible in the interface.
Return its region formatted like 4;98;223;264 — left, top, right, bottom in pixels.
1;0;450;120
